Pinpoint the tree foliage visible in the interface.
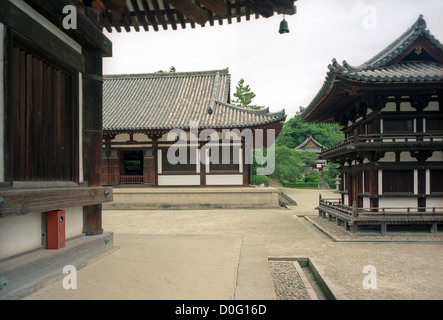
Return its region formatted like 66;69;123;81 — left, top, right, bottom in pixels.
156;66;176;73
231;78;261;110
276;115;344;149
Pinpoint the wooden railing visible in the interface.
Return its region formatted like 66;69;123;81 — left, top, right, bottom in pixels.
321;133;443;153
120;175;144;184
318;195;443;218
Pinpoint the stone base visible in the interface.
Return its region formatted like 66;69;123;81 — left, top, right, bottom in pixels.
103;187;281;210
0;232;116;300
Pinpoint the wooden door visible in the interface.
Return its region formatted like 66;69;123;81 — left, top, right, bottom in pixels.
143;157;155;184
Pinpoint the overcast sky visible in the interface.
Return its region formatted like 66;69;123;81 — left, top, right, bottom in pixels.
103;0;443;119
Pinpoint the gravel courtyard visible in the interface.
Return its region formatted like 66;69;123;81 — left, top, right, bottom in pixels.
102;187;443;300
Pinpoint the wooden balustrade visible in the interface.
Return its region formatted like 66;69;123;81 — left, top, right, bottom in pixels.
320;133;443;154
120;175;144;184
319;195;443;218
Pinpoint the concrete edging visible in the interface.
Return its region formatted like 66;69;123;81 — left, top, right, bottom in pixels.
268;256;342;300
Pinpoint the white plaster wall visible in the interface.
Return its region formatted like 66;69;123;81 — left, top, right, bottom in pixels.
133;133;149;142
427;151;443;162
206;174;243;186
158;175;200;186
113;133;131;142
65;207;83;240
378;170;383;195
383;102;396;112
424;101;439;111
378;198;418;211
414;169;418;195
363;197;370;209
400;152;416;162
379;152;396;162
0;213;42;259
426;169;430;195
400;101;415;112
426;198;443;212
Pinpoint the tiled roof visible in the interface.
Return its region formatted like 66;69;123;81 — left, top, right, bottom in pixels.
328;61;443;83
325;14;443;83
349;14;443;71
295;136;324;151
103;69;286;132
300;15;443;121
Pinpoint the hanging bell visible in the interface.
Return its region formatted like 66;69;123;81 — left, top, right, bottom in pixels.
279;18;289;34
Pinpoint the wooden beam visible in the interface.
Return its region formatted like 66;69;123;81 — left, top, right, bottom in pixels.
0;187;113;219
23;0;112;57
141;0;159;31
163;1;178;30
165;0;208;26
235;0;241;22
102;0;126;22
175;9;187;29
130;0;149;31
152;0;168;30
121;6;134;32
247;0;274;18
197;0;227;16
0;2;84;72
227;1;232;24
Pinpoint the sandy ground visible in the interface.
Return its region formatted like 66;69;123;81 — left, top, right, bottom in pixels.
22;187;443;300
99;187;443;300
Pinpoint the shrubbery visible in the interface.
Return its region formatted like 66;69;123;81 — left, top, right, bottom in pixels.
282;180;319;188
321;163;341;189
251;175;270;186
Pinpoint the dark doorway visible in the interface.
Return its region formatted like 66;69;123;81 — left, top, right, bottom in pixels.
124;150;143;175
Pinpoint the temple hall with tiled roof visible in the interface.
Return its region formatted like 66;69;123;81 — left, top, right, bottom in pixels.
102;68;286;187
300;15;443;234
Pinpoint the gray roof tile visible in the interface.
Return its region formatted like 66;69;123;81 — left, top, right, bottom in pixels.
103;69;286;131
300;15;443;121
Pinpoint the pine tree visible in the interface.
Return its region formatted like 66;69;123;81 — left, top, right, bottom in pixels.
232;78;260;109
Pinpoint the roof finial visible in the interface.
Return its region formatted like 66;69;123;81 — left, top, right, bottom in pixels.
415;14;426;30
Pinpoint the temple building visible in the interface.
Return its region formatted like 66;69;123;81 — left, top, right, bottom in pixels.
102;69;286;187
300;15;443;234
294;135;327;170
0;0;296;299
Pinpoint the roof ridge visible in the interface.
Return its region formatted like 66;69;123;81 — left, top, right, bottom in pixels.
295;135;324;149
348;15;441;71
214;100;286;119
103;68;230;79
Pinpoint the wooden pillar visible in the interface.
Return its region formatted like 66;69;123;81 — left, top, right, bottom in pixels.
242;138;249;186
418;166;426;212
82;48;103;236
369;170;378;212
381;222;387;235
431;223;438;234
147;132;164;187
153;138;159;187
200;142;206;187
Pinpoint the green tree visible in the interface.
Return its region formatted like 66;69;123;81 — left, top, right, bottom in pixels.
276;115;344;149
269;146;304;182
156;66;176;73
294;150;318;167
231;78;261;110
